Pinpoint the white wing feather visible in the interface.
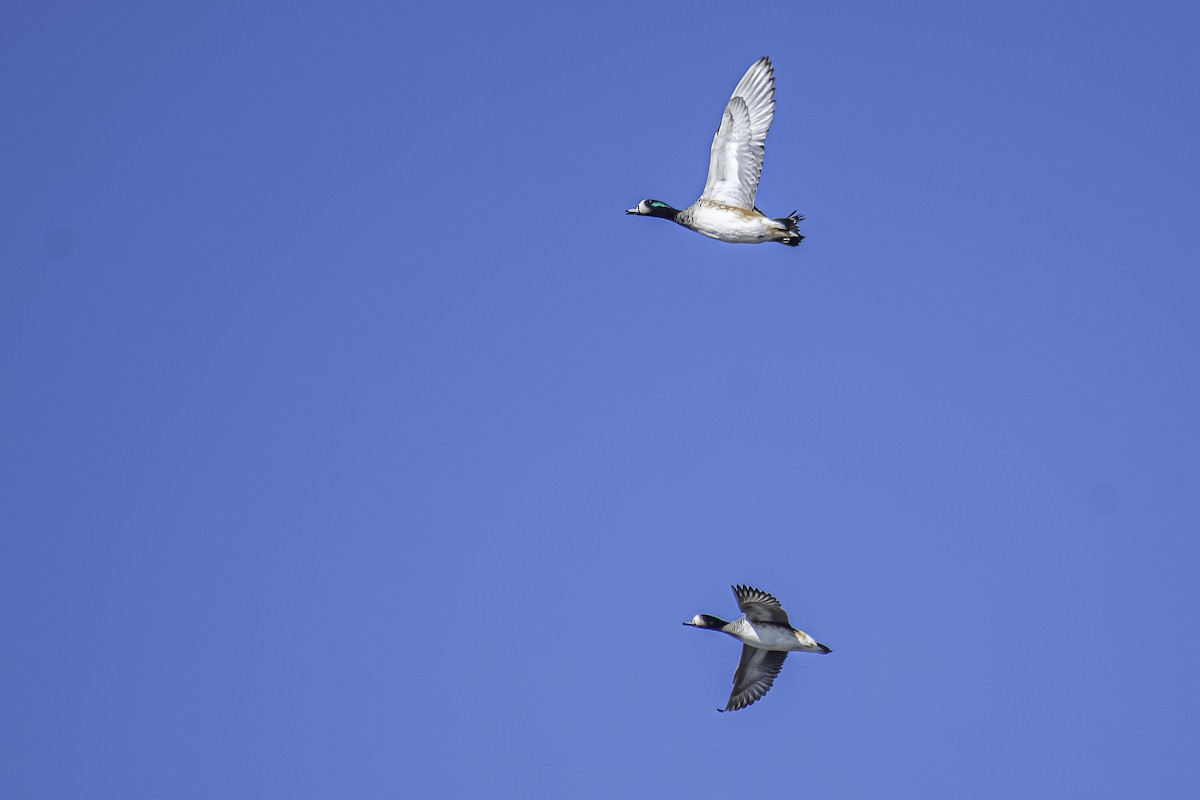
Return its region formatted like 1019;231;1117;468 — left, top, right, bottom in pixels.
700;57;776;210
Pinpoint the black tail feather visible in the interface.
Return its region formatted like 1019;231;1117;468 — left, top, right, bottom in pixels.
774;210;805;247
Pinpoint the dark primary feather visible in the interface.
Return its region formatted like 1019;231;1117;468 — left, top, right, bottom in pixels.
722;646;788;712
732;584;792;626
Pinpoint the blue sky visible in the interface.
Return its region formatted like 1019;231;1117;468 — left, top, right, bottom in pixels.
3;1;1199;797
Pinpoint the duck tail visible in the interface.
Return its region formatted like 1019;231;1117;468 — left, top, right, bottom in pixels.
773;210;805;247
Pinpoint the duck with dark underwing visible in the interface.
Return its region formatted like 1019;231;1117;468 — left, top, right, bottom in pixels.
684;584;831;712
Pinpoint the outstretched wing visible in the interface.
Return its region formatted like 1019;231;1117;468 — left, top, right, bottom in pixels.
722;646;788;712
732;585;791;626
699;56;776;210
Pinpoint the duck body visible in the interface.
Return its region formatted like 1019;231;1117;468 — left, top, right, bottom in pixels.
684;585;831;712
626;57;805;247
679;200;800;245
700;614;827;652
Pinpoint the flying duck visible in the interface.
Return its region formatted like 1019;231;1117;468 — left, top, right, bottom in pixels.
684;584;831;712
626;56;804;246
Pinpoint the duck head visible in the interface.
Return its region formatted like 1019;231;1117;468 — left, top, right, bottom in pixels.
626;199;680;220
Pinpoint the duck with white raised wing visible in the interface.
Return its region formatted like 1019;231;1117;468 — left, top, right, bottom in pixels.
626;57;805;246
